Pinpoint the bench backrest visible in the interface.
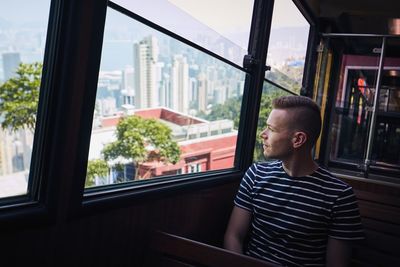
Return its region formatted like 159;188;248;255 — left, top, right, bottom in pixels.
145;231;281;267
352;189;400;266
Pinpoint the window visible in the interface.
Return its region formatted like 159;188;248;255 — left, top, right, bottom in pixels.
265;0;310;94
0;0;51;199
326;36;400;170
211;130;219;136
252;0;309;162
111;0;254;66
85;3;247;188
188;163;202;173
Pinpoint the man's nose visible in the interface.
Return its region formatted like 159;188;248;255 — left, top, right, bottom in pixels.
260;129;268;139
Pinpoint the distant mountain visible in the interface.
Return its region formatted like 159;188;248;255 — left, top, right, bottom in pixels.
269;26;310;46
267;26;309;64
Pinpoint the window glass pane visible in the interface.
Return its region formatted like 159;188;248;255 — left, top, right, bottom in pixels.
85;7;246;188
0;0;51;198
371;38;400;165
327;37;381;165
111;0;253;66
265;0;310;93
253;81;294;162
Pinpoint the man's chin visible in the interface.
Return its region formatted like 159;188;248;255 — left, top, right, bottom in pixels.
263;153;274;160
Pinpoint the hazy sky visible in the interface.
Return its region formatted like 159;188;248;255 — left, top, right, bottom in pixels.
0;0;308;28
272;0;309;28
0;0;51;23
168;0;308;31
168;0;253;33
111;0;308;50
1;0;309;52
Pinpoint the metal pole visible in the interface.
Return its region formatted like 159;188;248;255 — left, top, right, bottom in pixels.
363;37;386;177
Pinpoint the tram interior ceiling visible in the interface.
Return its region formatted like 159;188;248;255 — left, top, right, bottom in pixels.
311;0;400;35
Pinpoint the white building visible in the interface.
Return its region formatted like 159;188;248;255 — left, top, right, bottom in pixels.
121;66;134;106
0;128;34;198
171;54;189;114
134;36;159;109
197;72;208;113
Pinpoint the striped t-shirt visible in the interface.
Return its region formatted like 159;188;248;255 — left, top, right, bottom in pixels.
234;160;364;267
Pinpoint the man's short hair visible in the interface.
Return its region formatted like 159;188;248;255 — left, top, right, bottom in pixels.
272;95;322;146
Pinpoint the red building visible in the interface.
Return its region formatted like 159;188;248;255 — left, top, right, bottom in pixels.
99;107;237;179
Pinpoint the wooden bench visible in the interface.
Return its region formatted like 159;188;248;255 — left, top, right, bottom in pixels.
145;231;280;267
351;189;400;267
144;179;400;267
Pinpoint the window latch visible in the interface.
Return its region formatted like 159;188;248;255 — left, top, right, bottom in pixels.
243;55;270;72
243;55;259;71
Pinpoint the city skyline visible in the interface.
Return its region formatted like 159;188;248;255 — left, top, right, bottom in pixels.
94;33;246;120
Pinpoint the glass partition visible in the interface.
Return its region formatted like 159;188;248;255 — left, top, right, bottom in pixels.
328;37;381;165
327;36;400;169
371;38;400;166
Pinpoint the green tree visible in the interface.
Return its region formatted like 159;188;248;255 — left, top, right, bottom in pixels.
0;62;42;132
101;115;181;179
196;87;291;161
266;69;301;94
204;96;242;129
86;159;109;187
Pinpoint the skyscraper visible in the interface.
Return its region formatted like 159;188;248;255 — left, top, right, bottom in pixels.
155;62;165;107
133;36;159;109
171;54;189;114
197;72;208;113
2;52;21;81
121;66;134;106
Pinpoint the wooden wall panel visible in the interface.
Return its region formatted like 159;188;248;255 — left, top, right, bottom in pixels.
1;180;239;266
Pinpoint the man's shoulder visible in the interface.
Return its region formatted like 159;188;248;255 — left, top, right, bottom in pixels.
253;160;282;169
311;165;353;190
248;160;283;180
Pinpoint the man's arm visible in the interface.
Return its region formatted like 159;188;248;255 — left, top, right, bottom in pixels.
224;206;252;254
326;237;352;267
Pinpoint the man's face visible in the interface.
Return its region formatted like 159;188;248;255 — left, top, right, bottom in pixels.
260;109;294;160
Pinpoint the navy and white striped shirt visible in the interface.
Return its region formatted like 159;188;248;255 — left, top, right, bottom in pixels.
234;160;364;267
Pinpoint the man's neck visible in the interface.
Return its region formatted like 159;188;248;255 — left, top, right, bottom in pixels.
281;154;318;177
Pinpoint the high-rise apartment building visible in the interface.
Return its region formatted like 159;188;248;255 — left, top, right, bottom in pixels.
121;66;134;106
171;55;189;113
155;62;166;107
189;77;198;104
2;52;21;81
197;72;208;113
133;36;159;109
0;128;33;176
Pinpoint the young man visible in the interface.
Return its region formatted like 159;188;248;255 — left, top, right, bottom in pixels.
224;95;364;267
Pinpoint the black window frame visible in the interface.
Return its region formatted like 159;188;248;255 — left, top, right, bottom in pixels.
0;0;317;223
0;0;64;224
59;0;278;218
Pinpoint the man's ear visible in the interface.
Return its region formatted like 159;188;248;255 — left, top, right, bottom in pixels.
292;132;307;148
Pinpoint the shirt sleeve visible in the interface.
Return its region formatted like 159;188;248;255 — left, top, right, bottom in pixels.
328;186;365;240
234;163;257;212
